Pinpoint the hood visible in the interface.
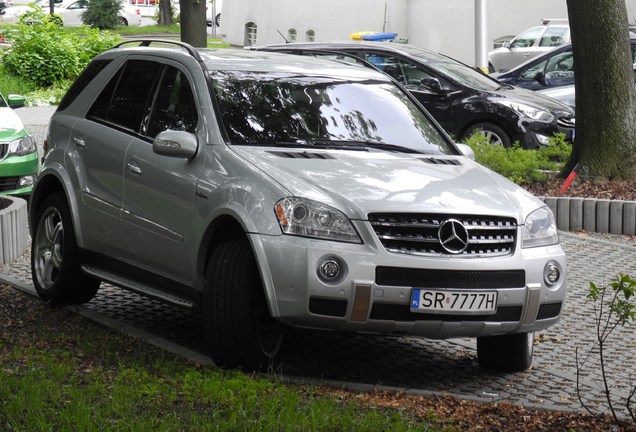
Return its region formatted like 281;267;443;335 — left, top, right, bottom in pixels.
232;146;544;223
486;84;574;115
0;107;26;140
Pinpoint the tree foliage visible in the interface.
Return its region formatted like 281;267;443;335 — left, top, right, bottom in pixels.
565;0;636;180
83;0;124;29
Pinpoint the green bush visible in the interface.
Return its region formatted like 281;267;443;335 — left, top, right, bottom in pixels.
1;12;118;87
464;133;571;186
82;0;124;29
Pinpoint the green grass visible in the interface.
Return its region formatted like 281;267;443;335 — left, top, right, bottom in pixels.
0;290;434;431
0;65;38;99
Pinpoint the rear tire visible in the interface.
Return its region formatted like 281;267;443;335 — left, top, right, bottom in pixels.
203;240;284;371
31;193;100;304
462;122;512;148
477;332;534;372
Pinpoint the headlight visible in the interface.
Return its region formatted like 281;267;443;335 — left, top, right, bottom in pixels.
496;100;555;123
274;197;362;243
9;135;37;156
522;207;559;248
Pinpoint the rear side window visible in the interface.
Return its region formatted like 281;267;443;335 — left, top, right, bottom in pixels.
88;60;162;132
57;59;112;111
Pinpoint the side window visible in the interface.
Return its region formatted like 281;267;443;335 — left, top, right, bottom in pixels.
510;27;543;48
364;53;406;82
539;27;567;47
520;59;548;80
544;51;574;79
88;60;161;132
145;66;198;138
58;59;112;111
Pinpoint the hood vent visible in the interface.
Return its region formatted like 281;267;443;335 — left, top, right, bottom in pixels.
268;151;335;160
420;157;461;166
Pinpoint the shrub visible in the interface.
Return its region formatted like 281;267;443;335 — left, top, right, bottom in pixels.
1;13;118;87
82;0;124;29
1;11;80;87
464;133;571;186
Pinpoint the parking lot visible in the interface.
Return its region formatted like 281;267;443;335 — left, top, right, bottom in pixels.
2;228;636;419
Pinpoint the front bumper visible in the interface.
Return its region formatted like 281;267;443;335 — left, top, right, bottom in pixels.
0;152;38;195
254;226;567;339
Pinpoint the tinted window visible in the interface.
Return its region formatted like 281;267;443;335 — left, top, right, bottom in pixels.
88;60;161;132
212;71;454;155
58;59;111;111
144;66;198;137
544;51;574;79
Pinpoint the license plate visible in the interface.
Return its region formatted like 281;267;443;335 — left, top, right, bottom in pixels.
410;288;497;315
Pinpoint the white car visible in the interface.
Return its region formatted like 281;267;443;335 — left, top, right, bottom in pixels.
206;0;221;26
488;20;570;73
0;0;141;26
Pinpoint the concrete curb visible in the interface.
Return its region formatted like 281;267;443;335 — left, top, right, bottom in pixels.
0;195;28;265
541;196;636;235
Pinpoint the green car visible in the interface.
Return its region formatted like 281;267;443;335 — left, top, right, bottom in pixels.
0;92;38;197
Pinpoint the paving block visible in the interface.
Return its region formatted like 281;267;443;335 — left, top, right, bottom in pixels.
582;198;597;232
623;201;636;235
609;200;624;234
569;198;583;232
595;199;611;233
557;197;570;231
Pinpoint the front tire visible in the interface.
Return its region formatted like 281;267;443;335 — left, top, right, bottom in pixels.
462;122;512;148
31;193;100;304
477;332;534;372
203;240;284;371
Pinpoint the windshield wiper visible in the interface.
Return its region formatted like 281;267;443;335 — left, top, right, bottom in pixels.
312;140;422;154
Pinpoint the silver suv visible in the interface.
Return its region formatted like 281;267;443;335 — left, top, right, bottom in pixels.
29;40;566;372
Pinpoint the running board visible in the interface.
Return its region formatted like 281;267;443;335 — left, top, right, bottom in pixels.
82;265;195;308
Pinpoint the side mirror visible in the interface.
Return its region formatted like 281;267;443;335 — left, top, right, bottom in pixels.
455;143;475;160
503;41;511;49
7;94;26;108
420;77;443;93
153;130;198;159
533;71;547;86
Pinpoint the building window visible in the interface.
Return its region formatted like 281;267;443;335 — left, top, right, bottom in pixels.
287;28;297;42
244;22;257;46
306;30;315;42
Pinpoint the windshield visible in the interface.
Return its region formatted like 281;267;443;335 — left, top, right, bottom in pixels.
429;61;503;91
211;71;455;155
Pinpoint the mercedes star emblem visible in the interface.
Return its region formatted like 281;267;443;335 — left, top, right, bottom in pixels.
438;219;469;254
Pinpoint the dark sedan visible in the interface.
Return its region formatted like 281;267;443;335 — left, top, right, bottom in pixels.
492;39;636;90
257;42;575;149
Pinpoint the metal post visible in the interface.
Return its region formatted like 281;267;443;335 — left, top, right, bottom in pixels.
475;0;488;73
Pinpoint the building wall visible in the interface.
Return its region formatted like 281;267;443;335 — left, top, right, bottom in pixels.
221;0;636;65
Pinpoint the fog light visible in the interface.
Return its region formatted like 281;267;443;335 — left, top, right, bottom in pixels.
535;133;550;146
19;175;34;187
317;256;347;283
544;263;561;285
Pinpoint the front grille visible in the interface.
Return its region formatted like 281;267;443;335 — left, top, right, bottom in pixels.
370;303;522;322
0;176;20;192
368;213;518;257
376;267;526;288
0;143;8;159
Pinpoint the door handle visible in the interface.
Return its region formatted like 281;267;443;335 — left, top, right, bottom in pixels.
127;160;142;175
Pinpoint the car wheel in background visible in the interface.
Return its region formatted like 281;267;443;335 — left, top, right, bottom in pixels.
463;122;512;148
119;16;128;26
203;240;284;371
31;193;100;304
477;332;534;372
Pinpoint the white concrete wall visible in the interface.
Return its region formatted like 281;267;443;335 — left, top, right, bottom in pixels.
221;0;636;66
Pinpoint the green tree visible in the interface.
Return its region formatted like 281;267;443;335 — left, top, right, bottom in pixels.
84;0;124;29
565;0;636;180
179;0;207;47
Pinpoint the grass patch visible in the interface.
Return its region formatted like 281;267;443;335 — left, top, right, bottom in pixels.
0;65;38;98
0;287;431;431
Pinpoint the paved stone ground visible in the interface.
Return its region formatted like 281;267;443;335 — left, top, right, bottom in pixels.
6;106;636;418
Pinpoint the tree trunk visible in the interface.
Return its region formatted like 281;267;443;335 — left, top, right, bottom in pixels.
565;0;636;180
158;0;172;25
179;0;207;47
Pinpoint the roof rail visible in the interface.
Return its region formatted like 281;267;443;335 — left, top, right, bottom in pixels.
541;18;569;25
113;39;203;62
